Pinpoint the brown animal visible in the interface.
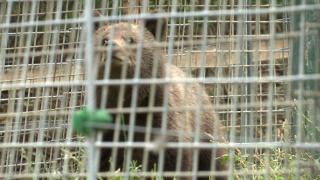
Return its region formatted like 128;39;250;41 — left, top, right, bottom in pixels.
93;17;226;180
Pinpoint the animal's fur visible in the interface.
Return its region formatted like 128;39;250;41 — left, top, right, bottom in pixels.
94;19;226;180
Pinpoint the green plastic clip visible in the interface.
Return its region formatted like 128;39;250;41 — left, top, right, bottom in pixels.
72;107;112;136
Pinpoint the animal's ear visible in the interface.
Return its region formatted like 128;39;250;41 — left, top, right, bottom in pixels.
144;13;167;41
92;10;108;31
81;10;107;31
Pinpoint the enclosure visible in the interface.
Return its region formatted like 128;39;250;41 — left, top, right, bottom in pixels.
0;0;320;179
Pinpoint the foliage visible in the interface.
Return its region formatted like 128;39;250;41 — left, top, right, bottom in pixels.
232;148;320;180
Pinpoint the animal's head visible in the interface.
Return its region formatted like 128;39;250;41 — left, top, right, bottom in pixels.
94;13;166;70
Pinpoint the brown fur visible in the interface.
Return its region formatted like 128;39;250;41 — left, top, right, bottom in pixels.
94;20;226;180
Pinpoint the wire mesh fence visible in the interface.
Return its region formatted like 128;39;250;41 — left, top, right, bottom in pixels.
0;0;319;179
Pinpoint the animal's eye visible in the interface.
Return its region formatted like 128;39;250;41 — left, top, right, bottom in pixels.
102;38;109;46
127;37;135;44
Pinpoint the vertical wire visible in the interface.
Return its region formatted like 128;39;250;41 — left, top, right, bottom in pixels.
265;0;277;179
61;1;82;177
83;0;96;179
26;0;53;171
7;1;31;175
0;1;12;77
99;0;119;172
142;0;166;174
51;0;71;172
157;0;177;178
191;0;210;179
249;0;261;176
244;0;254;159
283;0;292;178
228;0;244;178
63;1;84;177
35;0;63;177
211;0;228;176
124;1;148;179
110;0;131;171
296;0;306;179
11;1;36;178
0;0;13;175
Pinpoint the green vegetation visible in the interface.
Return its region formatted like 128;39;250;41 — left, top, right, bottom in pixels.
233;148;320;180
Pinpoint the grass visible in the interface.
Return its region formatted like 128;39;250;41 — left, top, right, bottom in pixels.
96;111;320;179
91;147;320;180
11;110;319;179
232;148;320;180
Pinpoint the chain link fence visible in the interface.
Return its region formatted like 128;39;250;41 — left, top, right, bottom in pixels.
0;0;319;179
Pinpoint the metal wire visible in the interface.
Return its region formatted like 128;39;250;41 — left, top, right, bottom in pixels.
0;0;319;179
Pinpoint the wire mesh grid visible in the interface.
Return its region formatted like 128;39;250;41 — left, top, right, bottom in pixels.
0;0;319;179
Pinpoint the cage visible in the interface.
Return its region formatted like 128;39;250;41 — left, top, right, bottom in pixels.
0;0;319;179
